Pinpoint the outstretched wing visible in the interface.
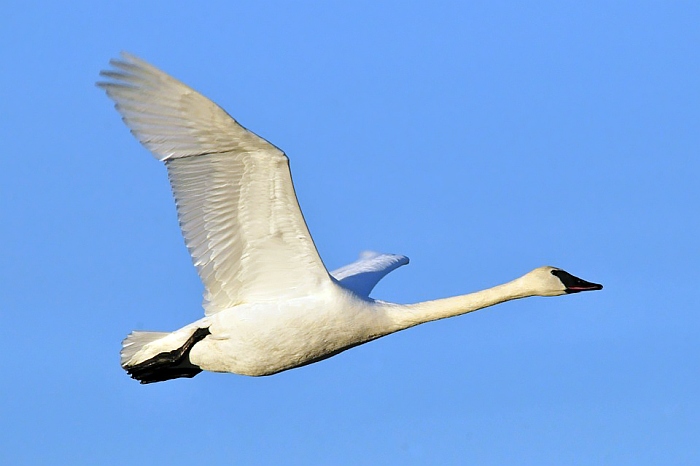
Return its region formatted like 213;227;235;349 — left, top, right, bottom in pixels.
331;251;409;297
98;53;331;315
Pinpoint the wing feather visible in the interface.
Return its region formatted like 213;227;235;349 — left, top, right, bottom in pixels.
99;53;330;314
331;251;409;297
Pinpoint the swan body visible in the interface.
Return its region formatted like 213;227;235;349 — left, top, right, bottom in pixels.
99;53;602;383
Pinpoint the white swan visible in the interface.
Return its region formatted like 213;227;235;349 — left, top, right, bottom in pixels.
98;53;602;384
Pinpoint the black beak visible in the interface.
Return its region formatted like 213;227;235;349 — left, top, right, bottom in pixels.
551;269;603;293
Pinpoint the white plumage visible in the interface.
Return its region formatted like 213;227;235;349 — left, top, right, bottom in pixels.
99;53;602;384
330;251;409;297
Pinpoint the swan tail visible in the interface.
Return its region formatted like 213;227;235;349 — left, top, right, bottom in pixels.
120;327;210;384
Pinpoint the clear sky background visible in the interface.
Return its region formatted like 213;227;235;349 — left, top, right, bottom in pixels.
2;1;699;464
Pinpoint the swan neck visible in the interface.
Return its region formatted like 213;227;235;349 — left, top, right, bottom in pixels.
384;277;533;332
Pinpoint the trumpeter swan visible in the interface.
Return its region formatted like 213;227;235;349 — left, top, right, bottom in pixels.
98;53;602;384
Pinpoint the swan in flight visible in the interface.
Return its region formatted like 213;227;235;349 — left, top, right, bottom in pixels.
98;53;602;384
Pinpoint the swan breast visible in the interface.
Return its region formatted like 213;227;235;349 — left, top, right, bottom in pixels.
189;286;388;376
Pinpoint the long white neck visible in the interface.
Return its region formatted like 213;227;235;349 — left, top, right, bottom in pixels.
379;275;536;334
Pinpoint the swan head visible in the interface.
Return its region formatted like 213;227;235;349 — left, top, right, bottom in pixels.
524;266;603;297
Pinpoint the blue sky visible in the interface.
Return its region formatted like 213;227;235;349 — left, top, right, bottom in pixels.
2;1;699;464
